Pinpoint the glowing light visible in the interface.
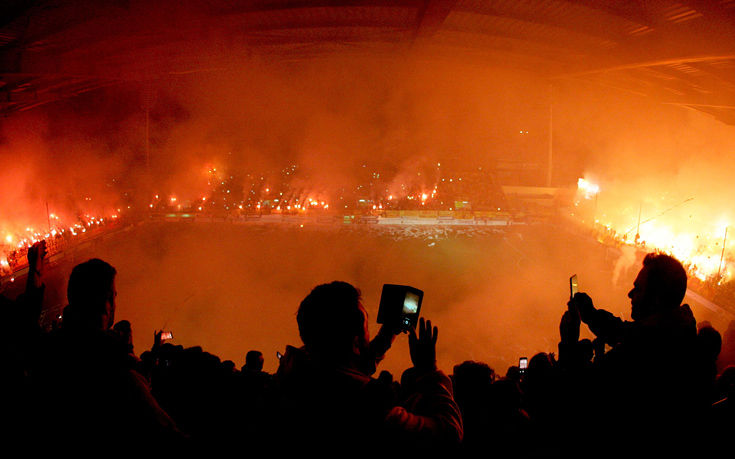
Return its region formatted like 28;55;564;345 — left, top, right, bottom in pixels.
586;190;734;282
577;178;600;198
5;235;12;244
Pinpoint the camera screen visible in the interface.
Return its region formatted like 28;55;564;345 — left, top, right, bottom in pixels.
403;291;420;315
519;358;528;369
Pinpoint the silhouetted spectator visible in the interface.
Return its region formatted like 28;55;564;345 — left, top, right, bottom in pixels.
1;240;46;442
452;360;494;454
242;349;265;373
504;364;522;384
719;320;735;371
1;240;46;345
31;258;182;451
707;365;735;453
222;359;237;374
568;252;700;455
113;319;135;355
273;281;462;454
695;324;722;405
488;378;531;457
521;352;567;456
240;349;271;395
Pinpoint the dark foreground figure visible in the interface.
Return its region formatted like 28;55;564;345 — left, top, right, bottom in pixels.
30;258;183;451
272;281;463;455
560;253;709;457
2;245;733;456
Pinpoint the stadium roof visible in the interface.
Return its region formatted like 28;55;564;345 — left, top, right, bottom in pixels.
1;0;735;124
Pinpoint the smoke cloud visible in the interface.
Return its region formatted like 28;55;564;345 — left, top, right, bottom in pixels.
2;2;735;373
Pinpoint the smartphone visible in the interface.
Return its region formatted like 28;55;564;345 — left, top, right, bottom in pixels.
569;274;578;300
519;357;528;372
276;351;283;360
377;284;424;332
160;331;173;341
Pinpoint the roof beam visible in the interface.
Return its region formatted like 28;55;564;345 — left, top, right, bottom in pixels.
413;0;457;41
557;54;735;79
678;0;735;27
560;0;657;29
579;69;735;108
685;61;735;88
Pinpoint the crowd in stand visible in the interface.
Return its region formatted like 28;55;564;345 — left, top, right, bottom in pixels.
2;240;735;456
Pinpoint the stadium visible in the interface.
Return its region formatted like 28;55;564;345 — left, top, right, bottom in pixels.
2;1;735;452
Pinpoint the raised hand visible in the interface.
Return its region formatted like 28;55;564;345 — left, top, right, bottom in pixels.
26;240;47;289
560;309;581;344
569;292;595;324
408;317;438;372
27;240;47;273
153;330;163;351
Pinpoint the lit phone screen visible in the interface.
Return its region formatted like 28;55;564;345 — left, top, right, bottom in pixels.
403;292;419;314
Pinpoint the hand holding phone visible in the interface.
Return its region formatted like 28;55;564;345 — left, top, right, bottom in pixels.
569;274;578;300
377;284;424;333
408;317;438;371
568;274;580;316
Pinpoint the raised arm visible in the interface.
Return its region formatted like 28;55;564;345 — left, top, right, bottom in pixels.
384;318;463;448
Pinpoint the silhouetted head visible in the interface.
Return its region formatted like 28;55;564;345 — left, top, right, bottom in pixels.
66;258;117;330
297;281;369;363
222;360;237;374
113;319;131;334
725;320;735;339
245;350;264;372
453;360;495;408
697;325;722;362
113;319;133;351
453;361;495;389
524;352;556;389
628;252;687;321
578;338;594;363
492;378;522;411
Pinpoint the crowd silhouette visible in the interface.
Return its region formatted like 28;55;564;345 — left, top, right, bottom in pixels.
2;240;735;456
